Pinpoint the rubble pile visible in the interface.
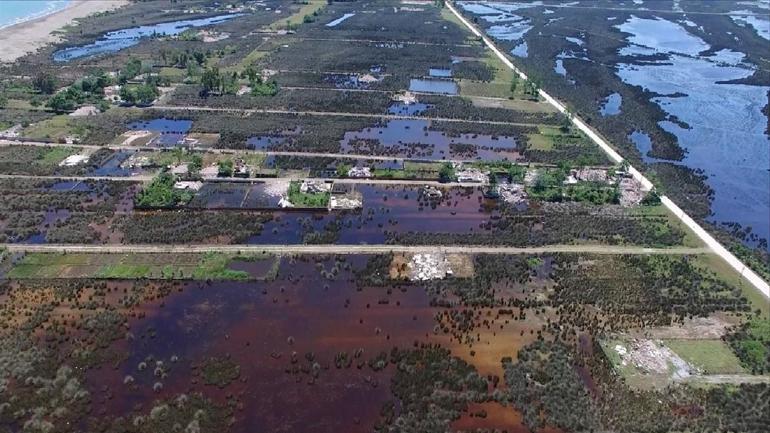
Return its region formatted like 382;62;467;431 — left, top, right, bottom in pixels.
300;180;330;194
347;166;372;178
455;167;487;183
408;253;453;281
613;339;696;380
619;177;644;207
498;183;528;205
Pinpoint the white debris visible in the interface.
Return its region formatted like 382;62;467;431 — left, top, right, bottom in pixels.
122;154;153;169
263;179;290;198
0;124;22;138
120;130;153;146
59;154;89;167
358;73;380;83
300;179;330;194
498;183;528;205
237;85;252;96
573;168;609;182
173;181;202;191
408;253;453;281
347;166;372;178
455;167;487;183
619;177;644;207
200;164;219;179
278;197;294;208
393;91;418;105
330;196;362;209
421;186;443;199
613;339;698;380
170;163;189;175
523;169;539;186
69;105;99;117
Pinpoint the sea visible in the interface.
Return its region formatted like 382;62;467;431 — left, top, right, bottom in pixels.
0;0;70;30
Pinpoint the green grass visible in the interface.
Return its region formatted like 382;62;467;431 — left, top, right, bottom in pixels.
693;254;769;316
37;146;75;165
664;339;745;374
288;181;330;207
22;115;85;140
7;252;274;280
268;0;326;30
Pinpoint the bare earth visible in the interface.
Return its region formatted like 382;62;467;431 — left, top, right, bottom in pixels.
0;0;128;63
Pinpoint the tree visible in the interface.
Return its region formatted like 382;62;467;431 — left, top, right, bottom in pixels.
0;93;7;109
510;76;518;95
218;159;233;177
46;92;77;112
438;163;455;183
201;66;222;96
189;155;203;174
33;72;58;94
118;57;142;84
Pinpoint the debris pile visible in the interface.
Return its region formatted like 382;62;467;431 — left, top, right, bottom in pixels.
455;167;487;183
573;168;609;182
347;166;372;178
619;177;644;207
300;180;330;194
613;339;696;380
498;183;528;205
173;181;202;191
330;195;362;209
408;253;453;281
421;186;443;200
59;154;89;167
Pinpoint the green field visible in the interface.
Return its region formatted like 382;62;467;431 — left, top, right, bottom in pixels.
664;339;745;374
7;252;276;281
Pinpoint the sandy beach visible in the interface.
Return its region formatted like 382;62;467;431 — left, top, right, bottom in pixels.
0;0;128;63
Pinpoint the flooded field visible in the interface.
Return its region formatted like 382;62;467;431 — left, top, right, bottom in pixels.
340;119;519;161
53;14;244;61
0;253;562;433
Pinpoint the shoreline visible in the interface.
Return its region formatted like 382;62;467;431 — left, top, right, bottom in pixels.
0;1;70;31
0;0;128;64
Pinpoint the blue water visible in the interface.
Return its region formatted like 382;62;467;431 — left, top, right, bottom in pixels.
87;151;133;176
409;79;458;95
429;68;452;78
616;15;770;242
247;136;287;150
511;41;528;58
326;13;355;27
387;102;431;115
128;118;192;147
0;0;69;29
600;93;622;116
53;14;243;62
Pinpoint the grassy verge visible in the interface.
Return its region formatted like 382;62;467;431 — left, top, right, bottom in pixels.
269;0;326;30
7;252;275;280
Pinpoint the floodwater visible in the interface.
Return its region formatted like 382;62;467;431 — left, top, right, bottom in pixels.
326;13;355;27
53;14;244;61
599;92;622;116
247;135;287;150
457;2;535;41
615;15;770;243
340;119;518;161
87;150;134;176
187;182;282;210
387;102;431;115
408;78;458;95
248;184;498;245
511;41;528;58
80;256;554;432
429;68;453;78
128;118;192;147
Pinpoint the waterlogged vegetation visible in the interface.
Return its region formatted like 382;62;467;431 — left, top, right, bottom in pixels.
0;1;768;432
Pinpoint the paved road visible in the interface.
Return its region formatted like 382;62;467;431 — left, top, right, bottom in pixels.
446;1;770;299
0;173;489;187
0;138;483;164
1;243;710;255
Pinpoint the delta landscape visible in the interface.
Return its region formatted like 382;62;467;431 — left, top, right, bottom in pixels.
0;1;768;432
